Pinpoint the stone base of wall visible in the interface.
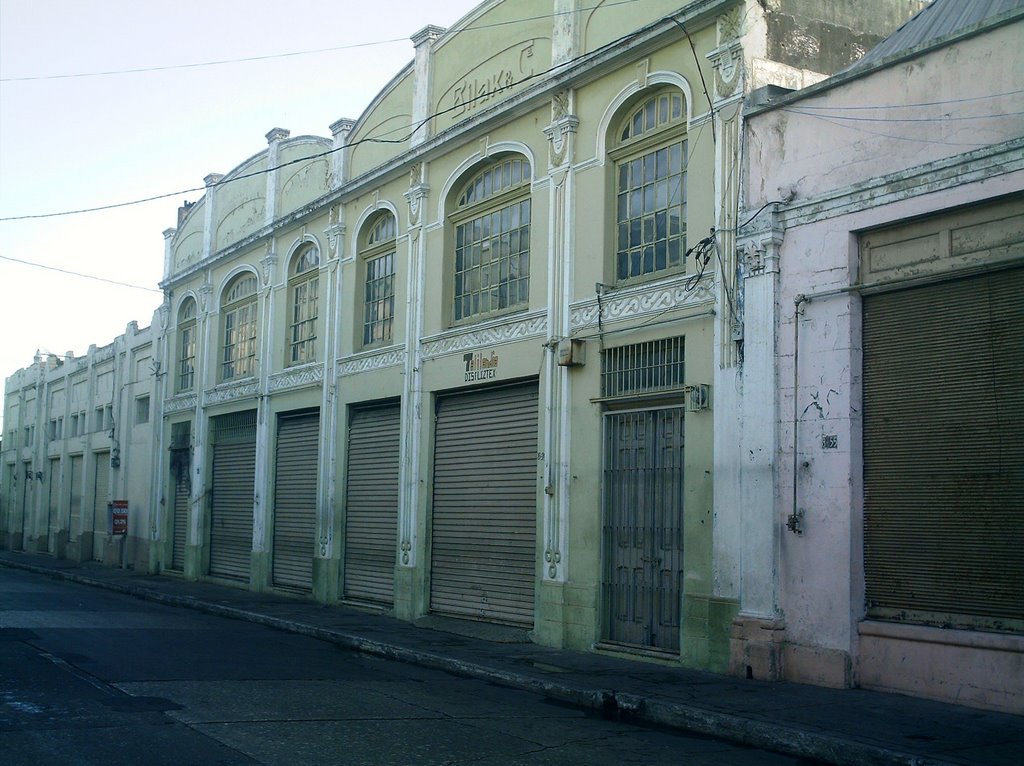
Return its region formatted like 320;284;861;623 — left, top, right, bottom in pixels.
858;620;1024;715
783;642;851;688
729;614;786;680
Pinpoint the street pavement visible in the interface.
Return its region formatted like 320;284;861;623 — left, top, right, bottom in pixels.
1;550;1021;765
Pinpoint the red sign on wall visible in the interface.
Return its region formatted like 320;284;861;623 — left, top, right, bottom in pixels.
111;500;128;536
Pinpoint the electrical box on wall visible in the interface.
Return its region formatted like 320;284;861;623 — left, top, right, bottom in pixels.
557;338;586;367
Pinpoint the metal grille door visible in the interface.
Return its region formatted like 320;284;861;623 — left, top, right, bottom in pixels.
92;452;109;561
603;407;685;651
344;403;400;605
171;456;190;572
47;458;60;552
272;411;320;591
430;382;539;626
69;455;83;536
210;411;257;581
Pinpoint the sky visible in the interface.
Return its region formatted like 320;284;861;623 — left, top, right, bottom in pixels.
0;0;479;420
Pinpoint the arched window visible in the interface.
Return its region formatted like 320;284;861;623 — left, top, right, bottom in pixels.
288;243;320;365
177;297;197;392
612;88;687;282
220;272;259;381
361;212;396;347
451;155;531;323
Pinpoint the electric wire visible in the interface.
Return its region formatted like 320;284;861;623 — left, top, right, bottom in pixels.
1;6;668;223
0;254;161;293
0;0;640;83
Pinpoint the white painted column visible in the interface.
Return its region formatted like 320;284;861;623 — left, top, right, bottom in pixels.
264;128;289;227
541;92;579;584
409;26;444;147
318;216;346;571
399;165;429;570
251;251;278;565
187;280;214;578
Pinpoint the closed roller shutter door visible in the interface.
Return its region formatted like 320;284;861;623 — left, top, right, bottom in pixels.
344;403;401;605
171;457;190;571
430;382;538;626
863;267;1024;631
69;455;83;534
48;458;60;547
272;411;320;591
210;411;257;581
92;452;109;561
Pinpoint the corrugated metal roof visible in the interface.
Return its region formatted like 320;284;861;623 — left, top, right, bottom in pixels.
845;0;1024;72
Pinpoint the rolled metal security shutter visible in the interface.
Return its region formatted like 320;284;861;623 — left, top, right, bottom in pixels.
272;410;320;591
344;403;401;605
92;452;110;561
430;381;539;626
172;469;190;571
69;455;83;533
210;410;257;581
863;267;1024;630
48;458;60;545
170;423;191;572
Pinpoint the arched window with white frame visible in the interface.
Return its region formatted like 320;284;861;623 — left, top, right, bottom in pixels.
611;87;687;282
288;243;320;365
360;212;396;348
450;155;531;323
220;272;259;381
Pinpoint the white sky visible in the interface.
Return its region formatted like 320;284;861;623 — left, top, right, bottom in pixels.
0;0;479;421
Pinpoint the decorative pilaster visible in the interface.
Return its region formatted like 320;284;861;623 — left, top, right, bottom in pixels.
264;128;290;227
202;173;223;259
410;26;445;147
329;119;355;190
540;90;578;586
162;228;177;282
398;164;430;573
551;0;578;66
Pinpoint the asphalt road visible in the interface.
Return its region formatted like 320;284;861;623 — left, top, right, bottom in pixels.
0;566;814;765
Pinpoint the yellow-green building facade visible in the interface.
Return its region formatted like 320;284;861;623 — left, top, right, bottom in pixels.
5;0;925;675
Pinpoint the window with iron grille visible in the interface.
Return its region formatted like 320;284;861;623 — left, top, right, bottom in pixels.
451;155;531;323
612;88;687;282
601;337;685;398
288;244;320;366
361;212;396;347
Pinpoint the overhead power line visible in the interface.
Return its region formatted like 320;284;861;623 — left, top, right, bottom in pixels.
0;254;162;293
0;0;638;82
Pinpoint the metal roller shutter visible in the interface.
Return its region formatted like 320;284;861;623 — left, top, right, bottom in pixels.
210;411;257;581
272;411;320;591
69;455;83;534
47;458;60;549
172;470;190;571
344;403;401;605
430;382;539;626
863;267;1024;632
92;452;109;561
170;423;191;572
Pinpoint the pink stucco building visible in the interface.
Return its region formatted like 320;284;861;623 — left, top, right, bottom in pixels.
725;0;1023;713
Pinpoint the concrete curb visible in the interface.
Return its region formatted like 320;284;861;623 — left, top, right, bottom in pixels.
0;558;944;766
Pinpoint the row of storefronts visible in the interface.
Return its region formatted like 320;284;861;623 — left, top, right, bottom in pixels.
3;0;1020;714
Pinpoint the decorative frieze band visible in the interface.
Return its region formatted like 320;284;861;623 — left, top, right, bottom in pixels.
338;347;406;376
570;275;715;329
205;380;259;405
268;363;324;392
163;394;197;414
421;312;548;359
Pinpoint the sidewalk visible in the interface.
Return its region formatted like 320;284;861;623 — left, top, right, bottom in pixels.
1;550;1020;766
